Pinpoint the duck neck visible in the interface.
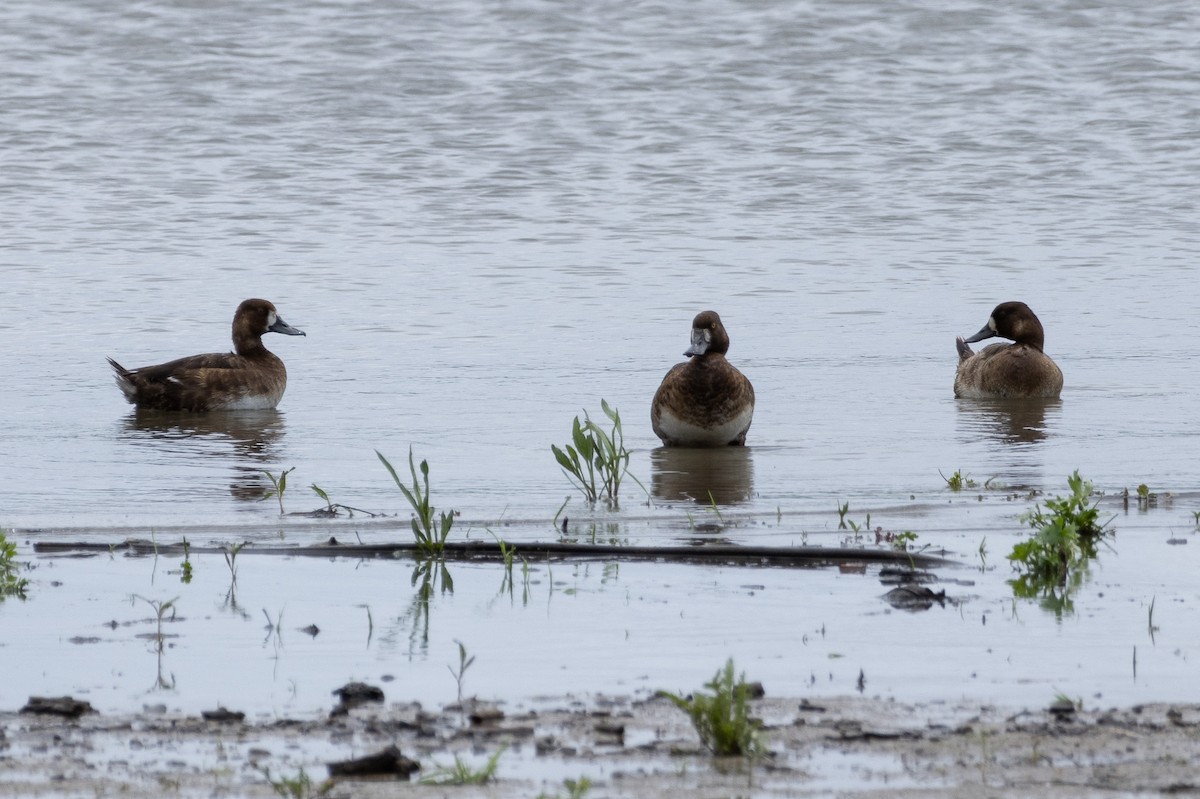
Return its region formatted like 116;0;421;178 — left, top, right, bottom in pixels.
232;319;270;357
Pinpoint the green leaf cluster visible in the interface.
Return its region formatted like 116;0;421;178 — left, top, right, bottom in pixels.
1008;471;1113;612
551;400;631;507
659;658;765;757
378;447;455;556
0;531;29;600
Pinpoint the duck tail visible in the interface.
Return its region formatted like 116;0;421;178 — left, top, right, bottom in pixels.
955;337;974;361
106;357;137;402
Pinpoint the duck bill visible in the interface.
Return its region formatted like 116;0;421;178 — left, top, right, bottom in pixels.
269;316;306;336
684;328;711;357
963;323;995;344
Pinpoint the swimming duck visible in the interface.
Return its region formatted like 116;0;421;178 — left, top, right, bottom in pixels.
954;301;1062;399
652;311;755;446
108;299;305;412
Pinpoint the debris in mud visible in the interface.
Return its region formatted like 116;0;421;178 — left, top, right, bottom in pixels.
20;696;95;718
878;567;936;585
331;682;385;716
327;744;419;778
201;706;245;723
467;704;505;726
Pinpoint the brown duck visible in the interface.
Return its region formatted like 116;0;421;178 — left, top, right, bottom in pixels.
954;301;1062;399
652;311;755;446
108;299;305;412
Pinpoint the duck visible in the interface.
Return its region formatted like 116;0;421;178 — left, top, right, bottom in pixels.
107;299;305;412
954;301;1062;399
652;310;755;446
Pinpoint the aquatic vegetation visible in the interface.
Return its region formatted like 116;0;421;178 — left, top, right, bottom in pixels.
940;469;977;491
886;530;920;552
179;537;193;584
310;483;333;513
262;467;296;515
659;658;766;758
132;594;177;650
551;400;634;508
1148;596;1160;642
378;448;456;556
223;542;246;584
1008;471;1112;612
420;746;505;785
836;501;850;530
448;639;475;704
0;531;30;600
260;767;332;798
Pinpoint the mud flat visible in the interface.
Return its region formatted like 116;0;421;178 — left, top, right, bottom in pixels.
4;693;1200;798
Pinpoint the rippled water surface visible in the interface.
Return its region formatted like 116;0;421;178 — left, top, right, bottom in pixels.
2;0;1199;714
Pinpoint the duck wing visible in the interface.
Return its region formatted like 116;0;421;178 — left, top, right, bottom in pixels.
108;352;247;412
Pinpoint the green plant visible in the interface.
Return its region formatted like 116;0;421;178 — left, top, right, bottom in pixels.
1008;471;1113;611
1020;471;1109;545
310;484;333;513
448;639;475;704
223;542;246;584
262;467;296;515
419;747;505;785
551;400;634;508
890;531;919;552
940;469;977;491
260;767;332;798
378;448;455;556
179;537;193;584
1192;510;1200;529
659;659;766;757
836;501;850;530
0;531;30;600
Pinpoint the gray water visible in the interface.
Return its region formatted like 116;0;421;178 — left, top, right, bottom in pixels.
2;0;1200;718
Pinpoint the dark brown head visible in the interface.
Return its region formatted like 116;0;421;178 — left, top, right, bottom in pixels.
964;301;1047;351
232;299;305;355
684;310;731;358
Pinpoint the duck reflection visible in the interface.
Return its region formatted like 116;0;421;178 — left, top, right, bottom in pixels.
650;446;754;506
956;398;1061;446
119;409;287;501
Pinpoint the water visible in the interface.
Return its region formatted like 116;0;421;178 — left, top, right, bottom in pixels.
1;0;1199;713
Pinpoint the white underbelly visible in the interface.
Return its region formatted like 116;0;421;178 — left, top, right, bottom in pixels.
658;406;752;446
213;393;281;411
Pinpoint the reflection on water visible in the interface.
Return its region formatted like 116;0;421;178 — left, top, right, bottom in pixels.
119;410;287;502
956;399;1061;446
650;447;754;506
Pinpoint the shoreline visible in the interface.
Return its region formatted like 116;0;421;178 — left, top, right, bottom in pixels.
4;693;1199;797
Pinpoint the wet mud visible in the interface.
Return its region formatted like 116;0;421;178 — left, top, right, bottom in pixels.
3;693;1200;797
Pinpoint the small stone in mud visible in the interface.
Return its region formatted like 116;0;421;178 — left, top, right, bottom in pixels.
327;744;419;778
201;707;245;723
469;705;505;725
20;696;96;718
331;682;385;716
326;739;420;777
